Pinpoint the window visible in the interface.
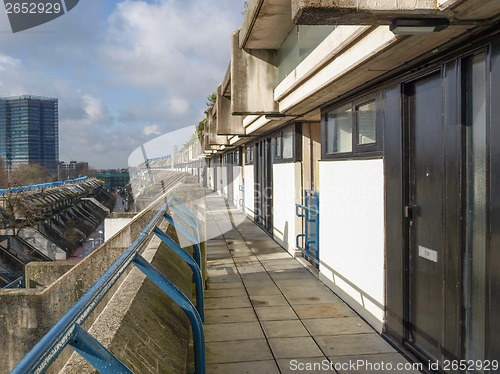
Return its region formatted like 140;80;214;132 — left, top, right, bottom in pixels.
326;104;352;154
272;124;301;163
323;93;381;159
356;101;376;145
245;145;254;164
282;127;294;159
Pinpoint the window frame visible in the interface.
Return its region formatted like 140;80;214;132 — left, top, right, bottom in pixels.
321;92;383;160
272;123;302;164
245;144;255;165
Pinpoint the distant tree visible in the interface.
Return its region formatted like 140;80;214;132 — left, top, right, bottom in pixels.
10;164;48;186
196;93;217;140
206;93;216;109
0;157;7;188
0;189;41;236
81;167;98;178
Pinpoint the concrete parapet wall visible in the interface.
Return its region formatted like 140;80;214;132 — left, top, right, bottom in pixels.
25;261;76;289
60;234;192;374
0;179;206;373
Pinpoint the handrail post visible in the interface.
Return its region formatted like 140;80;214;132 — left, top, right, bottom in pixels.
167;197;198;228
133;254;205;374
153;226;204;321
169;204;200;243
69;324;134;374
163;212;202;269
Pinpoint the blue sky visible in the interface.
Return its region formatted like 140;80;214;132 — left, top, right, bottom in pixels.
0;0;245;168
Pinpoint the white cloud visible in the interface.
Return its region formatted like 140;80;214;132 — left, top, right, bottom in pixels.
143;124;162;136
101;0;241;93
0;0;245;168
0;54;21;71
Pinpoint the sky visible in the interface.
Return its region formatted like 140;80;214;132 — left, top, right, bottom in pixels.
0;0;245;169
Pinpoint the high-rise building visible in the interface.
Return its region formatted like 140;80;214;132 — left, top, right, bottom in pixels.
0;95;59;175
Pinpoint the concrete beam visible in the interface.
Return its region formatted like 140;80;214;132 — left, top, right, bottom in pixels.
291;0;500;24
216;84;245;135
231;29;280;115
207;108;230;146
240;0;294;49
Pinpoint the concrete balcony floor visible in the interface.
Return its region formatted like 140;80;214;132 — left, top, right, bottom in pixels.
204;194;420;374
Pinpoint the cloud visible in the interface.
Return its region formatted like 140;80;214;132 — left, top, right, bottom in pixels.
101;0;241;94
143;124;162;136
0;0;245;168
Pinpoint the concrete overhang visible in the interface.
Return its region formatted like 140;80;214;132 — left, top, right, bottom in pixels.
222;64;231;96
231;29;280;115
240;0;294;49
216;84;245;135
291;0;500;25
240;0;499;51
206;108;230;146
274;23;477;117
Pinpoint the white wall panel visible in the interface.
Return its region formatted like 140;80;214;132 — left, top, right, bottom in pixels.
319;159;385;331
273;162;300;254
208;167;214;189
222;167;228;197
243;165;254;218
216;166;222;195
233;166;242;208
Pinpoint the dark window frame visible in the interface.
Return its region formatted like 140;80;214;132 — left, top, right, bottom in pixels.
272;122;302;164
321;92;383;160
245;144;255;165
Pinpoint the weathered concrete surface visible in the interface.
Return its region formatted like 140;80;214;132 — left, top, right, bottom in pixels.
59;183;207;373
231;29;279;115
291;0;500;24
207;108;230;146
0;177;206;373
240;0;294;49
216;84;245;135
0;204;159;373
25;261;76;288
59;231;193;374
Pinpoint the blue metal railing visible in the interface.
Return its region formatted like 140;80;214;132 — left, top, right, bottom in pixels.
3;276;23;289
296;190;319;266
0;176;89;196
10;198;205;374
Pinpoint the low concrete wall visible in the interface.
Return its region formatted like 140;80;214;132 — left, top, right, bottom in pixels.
104;217;134;242
0;178;206;374
60;232;192;374
25;262;76;289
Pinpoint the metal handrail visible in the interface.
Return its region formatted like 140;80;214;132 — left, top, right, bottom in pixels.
3;276;23;289
10;199;205;374
295;190;319;266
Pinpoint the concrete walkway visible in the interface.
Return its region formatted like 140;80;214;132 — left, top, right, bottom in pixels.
204;193;420;374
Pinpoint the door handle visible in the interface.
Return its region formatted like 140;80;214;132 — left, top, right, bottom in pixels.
404;205;416;219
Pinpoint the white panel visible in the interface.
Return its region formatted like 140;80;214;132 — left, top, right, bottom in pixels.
222;167;228;197
243;165;254;218
208;167;214;189
216;166;222;195
272;162;298;254
233;166;241;208
319;159;385;331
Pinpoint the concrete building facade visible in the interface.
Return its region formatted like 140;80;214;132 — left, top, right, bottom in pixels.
196;0;500;370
